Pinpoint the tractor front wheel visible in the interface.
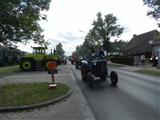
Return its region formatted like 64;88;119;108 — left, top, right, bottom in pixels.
110;71;118;86
20;59;34;71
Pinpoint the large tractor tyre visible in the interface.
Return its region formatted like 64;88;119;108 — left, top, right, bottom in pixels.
20;59;34;71
45;60;57;71
100;72;107;81
88;74;94;88
75;62;79;69
80;65;88;82
110;71;118;86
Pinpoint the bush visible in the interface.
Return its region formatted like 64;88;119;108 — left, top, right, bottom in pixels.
110;56;134;65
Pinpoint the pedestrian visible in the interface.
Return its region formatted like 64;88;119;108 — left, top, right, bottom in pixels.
152;55;158;67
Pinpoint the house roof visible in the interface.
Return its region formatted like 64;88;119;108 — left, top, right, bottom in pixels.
127;30;160;55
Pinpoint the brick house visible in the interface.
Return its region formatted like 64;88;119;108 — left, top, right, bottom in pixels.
126;30;160;58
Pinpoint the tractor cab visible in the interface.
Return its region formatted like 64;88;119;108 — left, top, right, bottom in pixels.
32;47;46;55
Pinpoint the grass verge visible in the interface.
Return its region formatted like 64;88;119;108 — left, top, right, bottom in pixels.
135;70;160;77
0;82;69;107
0;65;21;76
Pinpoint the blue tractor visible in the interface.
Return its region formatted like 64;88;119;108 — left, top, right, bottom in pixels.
80;58;118;88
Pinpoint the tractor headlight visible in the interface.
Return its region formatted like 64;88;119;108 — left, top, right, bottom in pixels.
93;62;96;65
81;60;88;64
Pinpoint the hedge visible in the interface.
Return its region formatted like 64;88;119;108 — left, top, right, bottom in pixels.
110;56;134;65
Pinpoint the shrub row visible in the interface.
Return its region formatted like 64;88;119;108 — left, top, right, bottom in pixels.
110;56;134;65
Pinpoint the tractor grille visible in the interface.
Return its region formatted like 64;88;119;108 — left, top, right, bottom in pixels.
91;60;107;76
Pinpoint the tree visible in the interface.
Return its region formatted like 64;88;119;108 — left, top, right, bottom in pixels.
111;40;128;53
56;43;65;57
76;45;86;57
91;12;124;52
76;41;95;57
76;12;124;57
143;0;160;26
0;0;51;46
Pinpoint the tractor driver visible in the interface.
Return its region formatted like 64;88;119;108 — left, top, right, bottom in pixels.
86;50;95;62
97;47;105;59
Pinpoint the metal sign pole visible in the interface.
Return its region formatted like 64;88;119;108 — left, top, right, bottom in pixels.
48;61;57;89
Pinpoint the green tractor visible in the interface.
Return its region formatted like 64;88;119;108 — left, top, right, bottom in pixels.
20;47;60;71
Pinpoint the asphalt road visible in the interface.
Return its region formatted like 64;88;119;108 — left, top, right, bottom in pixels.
70;64;160;120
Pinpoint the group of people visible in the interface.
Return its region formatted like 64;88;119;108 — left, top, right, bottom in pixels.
85;48;159;67
137;54;158;67
151;55;158;67
86;47;105;61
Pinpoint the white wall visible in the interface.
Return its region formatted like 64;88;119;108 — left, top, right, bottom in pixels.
154;45;160;57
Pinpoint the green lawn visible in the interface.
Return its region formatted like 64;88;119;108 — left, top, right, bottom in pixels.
0;82;69;107
0;65;21;76
135;70;160;77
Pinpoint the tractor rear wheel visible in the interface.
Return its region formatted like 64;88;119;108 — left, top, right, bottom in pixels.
80;64;88;82
20;59;34;71
110;71;118;86
88;74;94;88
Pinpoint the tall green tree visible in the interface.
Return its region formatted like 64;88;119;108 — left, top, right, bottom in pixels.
143;0;160;26
56;43;65;57
76;45;86;57
111;40;128;52
91;12;124;52
0;0;51;46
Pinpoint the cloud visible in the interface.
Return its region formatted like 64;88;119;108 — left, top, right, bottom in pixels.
57;32;81;41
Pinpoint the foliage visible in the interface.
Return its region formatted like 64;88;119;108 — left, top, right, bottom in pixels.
76;12;124;57
56;43;65;57
91;12;124;52
76;44;87;57
143;0;160;26
110;40;128;52
0;0;51;46
110;56;134;65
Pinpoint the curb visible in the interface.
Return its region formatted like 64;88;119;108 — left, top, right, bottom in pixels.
0;89;72;112
0;71;22;78
69;64;97;120
0;73;13;78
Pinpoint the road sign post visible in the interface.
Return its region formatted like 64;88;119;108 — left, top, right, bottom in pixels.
47;61;57;89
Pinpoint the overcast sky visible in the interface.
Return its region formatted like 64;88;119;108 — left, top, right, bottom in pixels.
18;0;160;55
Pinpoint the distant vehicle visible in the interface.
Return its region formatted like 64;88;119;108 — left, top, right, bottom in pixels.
68;56;72;61
71;51;78;64
20;47;60;71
